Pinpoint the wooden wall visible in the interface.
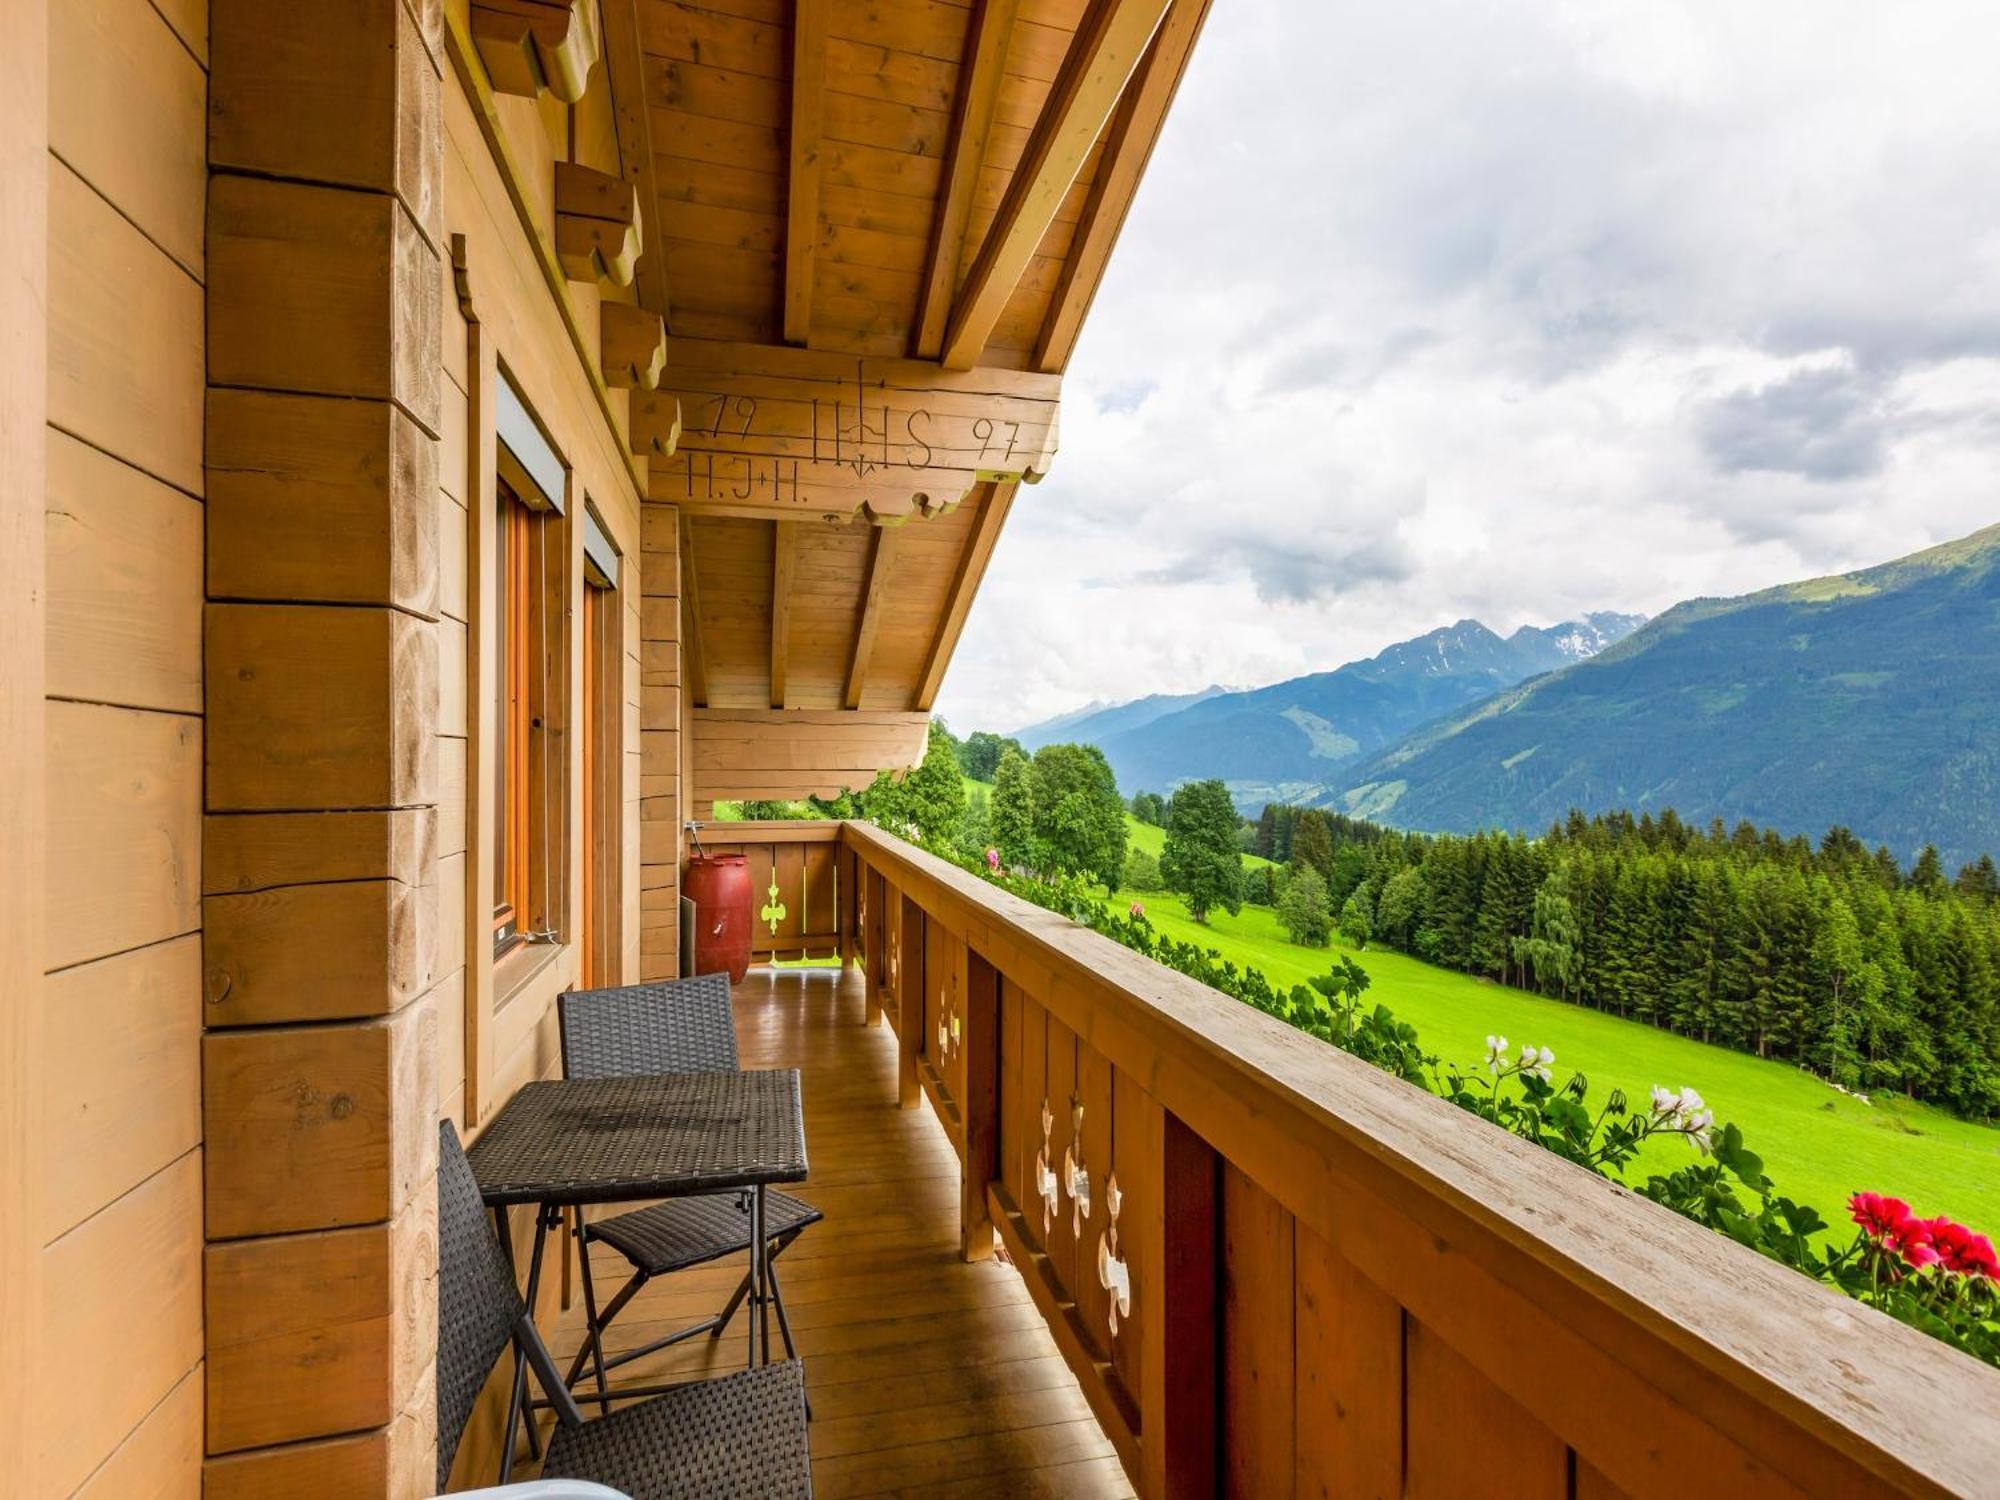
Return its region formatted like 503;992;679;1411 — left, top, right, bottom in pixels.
35;0;209;1493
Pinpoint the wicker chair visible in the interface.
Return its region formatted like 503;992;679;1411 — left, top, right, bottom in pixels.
436;1121;812;1499
558;976;824;1401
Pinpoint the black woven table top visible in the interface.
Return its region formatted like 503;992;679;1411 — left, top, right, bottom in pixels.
466;1070;808;1207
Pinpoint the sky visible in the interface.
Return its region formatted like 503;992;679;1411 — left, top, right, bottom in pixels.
934;0;2000;734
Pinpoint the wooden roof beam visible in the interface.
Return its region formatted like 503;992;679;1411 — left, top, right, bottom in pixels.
845;527;904;709
916;482;1016;710
939;0;1172;371
679;510;711;707
913;0;1020;360
784;0;829;346
600;0;670;321
770;520;797;708
1035;0;1212;373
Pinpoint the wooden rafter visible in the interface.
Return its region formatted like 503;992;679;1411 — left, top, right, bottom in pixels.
913;0;1020;360
679;510;711;707
916;481;1017;710
939;0;1172;371
784;0;829;346
770;520;797;708
845;527;904;709
599;0;670;320
1035;0;1211;373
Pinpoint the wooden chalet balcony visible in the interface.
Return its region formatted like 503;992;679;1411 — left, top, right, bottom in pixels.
543;821;2000;1498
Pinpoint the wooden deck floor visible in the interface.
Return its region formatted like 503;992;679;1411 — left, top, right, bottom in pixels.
547;966;1135;1499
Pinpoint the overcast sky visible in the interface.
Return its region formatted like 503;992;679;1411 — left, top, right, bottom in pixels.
934;0;2000;734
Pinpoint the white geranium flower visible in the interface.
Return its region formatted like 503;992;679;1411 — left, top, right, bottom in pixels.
1650;1084;1679;1117
1484;1034;1508;1074
1518;1043;1554;1081
1677;1086;1705;1116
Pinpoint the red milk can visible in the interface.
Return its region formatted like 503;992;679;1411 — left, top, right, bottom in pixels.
685;852;753;982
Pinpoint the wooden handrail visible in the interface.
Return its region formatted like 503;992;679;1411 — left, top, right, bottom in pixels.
840;819;2000;1498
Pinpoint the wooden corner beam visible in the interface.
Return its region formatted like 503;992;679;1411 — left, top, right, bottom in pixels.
913;0;1020;360
938;0;1172;371
1034;0;1212;373
915;481;1016;710
845;527;904;709
770;520;797;708
679;510;710;707
784;0;829;346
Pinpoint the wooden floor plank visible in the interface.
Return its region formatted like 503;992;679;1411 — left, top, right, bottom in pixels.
543;967;1131;1497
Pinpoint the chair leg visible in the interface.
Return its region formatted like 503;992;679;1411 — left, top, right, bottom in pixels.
708;1224;808;1339
573;1214;613;1416
562;1268;651;1388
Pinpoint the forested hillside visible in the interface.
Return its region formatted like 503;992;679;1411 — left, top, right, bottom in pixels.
1330;525;2000;865
1266;803;2000;1117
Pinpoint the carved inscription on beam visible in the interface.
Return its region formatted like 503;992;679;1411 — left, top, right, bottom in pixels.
647;339;1060;524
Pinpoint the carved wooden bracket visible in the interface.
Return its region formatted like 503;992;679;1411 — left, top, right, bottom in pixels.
601;301;666;389
630;393;682;459
471;0;598;102
1097;1172;1130;1337
555;163;641;287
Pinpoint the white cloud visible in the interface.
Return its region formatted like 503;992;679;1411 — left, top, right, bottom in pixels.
934;0;2000;733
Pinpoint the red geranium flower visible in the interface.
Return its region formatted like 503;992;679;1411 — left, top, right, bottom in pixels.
1849;1191;1912;1242
1889;1216;1943;1270
1929;1219;2000;1279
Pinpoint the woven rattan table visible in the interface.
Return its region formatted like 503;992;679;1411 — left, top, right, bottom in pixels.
466;1070;808;1459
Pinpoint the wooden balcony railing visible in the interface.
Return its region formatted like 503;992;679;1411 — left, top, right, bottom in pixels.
826;818;2000;1499
691;819;852;965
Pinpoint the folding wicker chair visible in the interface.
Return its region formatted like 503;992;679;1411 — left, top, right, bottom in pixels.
557;975;824;1401
437;1120;812;1499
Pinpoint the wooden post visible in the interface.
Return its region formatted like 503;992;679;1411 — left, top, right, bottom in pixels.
896;893;924;1109
835;839;856;968
865;872;889;1028
961;951;1000;1261
1142;1110;1219;1500
203;5;443;1488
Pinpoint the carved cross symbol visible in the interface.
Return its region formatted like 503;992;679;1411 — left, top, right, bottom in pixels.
760;876;788;935
1063;1096;1090;1239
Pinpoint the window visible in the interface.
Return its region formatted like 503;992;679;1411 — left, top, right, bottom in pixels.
491;374;569;959
580;505;623;987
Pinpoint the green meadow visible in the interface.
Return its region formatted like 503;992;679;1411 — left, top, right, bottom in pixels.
1115;881;2000;1234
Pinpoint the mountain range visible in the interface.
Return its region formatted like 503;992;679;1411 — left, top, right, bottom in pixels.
997;524;2000;866
1325;524;2000;866
1016;685;1231;751
1068;613;1645;807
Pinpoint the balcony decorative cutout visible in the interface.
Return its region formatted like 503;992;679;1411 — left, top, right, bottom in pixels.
1063;1097;1090;1238
1035;1097;1060;1238
555;163;641;287
1097;1172;1130;1338
601;302;666;390
651;339;1061;525
471;0;599;103
760;877;788;936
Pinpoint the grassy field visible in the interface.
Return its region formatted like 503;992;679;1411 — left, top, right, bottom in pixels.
1119;885;2000;1233
958;775;2000;1228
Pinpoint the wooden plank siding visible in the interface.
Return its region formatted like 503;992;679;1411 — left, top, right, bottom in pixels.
33;1;208;1494
843;819;2000;1499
